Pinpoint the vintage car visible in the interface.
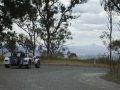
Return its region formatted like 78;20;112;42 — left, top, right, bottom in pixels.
4;52;40;69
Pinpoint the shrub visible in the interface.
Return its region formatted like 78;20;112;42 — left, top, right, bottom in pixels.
0;55;4;62
40;54;63;60
102;65;120;84
97;57;109;64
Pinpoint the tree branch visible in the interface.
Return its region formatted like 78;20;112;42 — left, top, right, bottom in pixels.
111;0;120;10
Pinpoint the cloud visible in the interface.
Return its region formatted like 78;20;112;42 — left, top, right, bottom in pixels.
12;24;26;34
11;0;120;47
65;0;120;46
66;31;104;46
73;0;103;14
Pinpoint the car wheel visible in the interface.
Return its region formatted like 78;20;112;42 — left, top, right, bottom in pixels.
26;61;31;69
35;60;40;68
5;64;10;68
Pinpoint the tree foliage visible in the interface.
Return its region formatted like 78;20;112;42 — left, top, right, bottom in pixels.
110;0;120;11
33;0;87;55
101;0;116;71
0;31;17;52
68;53;77;59
0;0;88;58
0;0;35;53
17;34;34;54
0;0;32;31
110;40;120;54
13;2;39;55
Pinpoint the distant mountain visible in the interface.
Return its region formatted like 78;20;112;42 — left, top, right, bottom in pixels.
68;44;107;59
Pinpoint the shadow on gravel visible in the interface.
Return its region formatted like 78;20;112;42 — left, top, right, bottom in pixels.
3;66;33;69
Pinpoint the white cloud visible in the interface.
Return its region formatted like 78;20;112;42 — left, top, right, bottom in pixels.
66;30;104;46
66;0;120;46
12;24;26;34
73;0;103;14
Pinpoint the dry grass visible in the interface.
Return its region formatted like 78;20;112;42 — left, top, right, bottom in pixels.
101;66;120;84
41;59;109;67
0;56;109;67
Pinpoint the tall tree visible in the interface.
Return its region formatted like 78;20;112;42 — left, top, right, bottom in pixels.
110;0;120;10
0;0;33;32
101;0;115;71
0;0;34;53
1;31;17;53
13;3;39;55
101;0;116;71
17;34;34;54
0;0;13;44
33;0;87;56
110;40;120;54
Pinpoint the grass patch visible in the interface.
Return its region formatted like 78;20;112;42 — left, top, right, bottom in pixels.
101;66;120;84
0;55;109;67
41;59;109;67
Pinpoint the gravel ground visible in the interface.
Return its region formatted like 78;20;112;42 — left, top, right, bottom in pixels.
0;65;120;90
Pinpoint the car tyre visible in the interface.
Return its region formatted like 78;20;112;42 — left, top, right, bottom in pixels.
35;60;40;68
5;64;10;68
26;61;31;69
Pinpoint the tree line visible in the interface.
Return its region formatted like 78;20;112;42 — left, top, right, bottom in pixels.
0;0;88;59
1;0;120;67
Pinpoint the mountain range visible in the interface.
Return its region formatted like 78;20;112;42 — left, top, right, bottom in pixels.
68;44;107;59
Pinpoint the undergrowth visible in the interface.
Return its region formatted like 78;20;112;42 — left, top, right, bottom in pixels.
101;65;120;84
0;55;4;62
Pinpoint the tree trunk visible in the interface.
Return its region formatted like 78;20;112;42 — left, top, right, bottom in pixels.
32;21;35;56
33;30;35;56
46;0;50;56
47;32;50;56
109;9;115;71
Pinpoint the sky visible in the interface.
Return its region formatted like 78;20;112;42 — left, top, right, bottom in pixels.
13;0;120;47
62;0;120;46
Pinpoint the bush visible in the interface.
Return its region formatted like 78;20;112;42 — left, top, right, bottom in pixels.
97;57;109;64
0;55;4;62
81;59;94;63
116;59;120;65
40;54;63;60
102;65;120;84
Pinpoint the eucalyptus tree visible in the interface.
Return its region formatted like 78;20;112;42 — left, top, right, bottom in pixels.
48;28;72;55
110;40;120;54
13;3;39;55
33;0;87;56
17;34;34;54
0;0;35;53
0;0;13;45
101;0;117;71
0;31;17;53
0;0;33;33
110;0;120;10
